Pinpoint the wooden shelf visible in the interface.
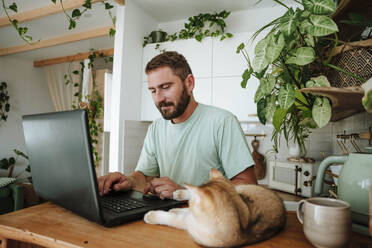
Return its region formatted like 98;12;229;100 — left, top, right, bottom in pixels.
300;87;365;122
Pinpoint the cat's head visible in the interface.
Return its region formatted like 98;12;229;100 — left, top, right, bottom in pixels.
184;169;245;220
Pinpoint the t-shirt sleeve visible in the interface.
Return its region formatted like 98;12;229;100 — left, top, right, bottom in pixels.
135;123;160;177
217;114;255;179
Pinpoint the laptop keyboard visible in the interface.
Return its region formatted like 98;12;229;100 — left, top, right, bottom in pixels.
101;195;148;213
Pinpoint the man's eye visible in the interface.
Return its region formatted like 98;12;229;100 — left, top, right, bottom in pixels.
161;85;169;89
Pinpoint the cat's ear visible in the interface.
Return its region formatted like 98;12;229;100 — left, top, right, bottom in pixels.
209;168;224;180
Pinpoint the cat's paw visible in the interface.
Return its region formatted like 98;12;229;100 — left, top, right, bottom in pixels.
173;189;190;201
144;210;159;224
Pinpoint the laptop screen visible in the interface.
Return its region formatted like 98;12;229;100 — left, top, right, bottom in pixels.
22;110;103;224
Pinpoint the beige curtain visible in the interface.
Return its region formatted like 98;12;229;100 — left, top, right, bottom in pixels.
44;61;82;111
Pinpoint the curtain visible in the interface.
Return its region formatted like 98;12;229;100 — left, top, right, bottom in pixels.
44;61;82;111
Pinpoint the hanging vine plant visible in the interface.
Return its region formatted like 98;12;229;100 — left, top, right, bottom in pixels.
0;82;10;122
143;10;233;47
1;0;116;44
65;51;112;167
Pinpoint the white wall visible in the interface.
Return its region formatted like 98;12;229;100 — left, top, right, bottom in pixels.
0;55;54;178
110;0;158;172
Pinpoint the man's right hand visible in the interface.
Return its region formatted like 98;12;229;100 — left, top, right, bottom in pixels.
97;172;133;196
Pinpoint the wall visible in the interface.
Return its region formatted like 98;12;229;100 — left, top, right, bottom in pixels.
0;55;54;179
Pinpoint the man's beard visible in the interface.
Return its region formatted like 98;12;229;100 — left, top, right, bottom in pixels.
156;86;190;120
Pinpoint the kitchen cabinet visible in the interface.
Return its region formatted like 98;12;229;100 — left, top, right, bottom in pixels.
213;76;259;121
142;38;213;81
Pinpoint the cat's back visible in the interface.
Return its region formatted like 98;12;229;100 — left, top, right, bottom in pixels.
235;184;286;242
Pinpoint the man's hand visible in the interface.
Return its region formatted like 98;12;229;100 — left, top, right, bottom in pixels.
143;177;184;199
97;172;133;196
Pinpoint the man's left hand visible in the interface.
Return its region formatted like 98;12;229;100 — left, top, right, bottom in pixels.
143;177;184;199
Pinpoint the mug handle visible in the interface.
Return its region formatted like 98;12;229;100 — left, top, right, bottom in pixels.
296;200;306;224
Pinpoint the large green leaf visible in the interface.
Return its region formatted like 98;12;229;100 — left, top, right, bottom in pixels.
306;75;330;88
241;69;252;88
302;0;336;15
265;95;276;122
253;38;269;73
254;83;265;103
278;83;295;109
273;108;287;131
261;75;276;95
265;33;285;64
279;8;297;37
257;98;267;125
286;47;315;65
312;97;331;128
307;15;338;37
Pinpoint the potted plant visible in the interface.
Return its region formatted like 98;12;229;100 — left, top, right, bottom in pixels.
0;81;10;122
237;0;367;156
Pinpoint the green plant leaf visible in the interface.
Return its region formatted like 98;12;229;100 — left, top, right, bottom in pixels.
9;3;17;12
278;83;295;109
312;97;331;128
82;0;92;9
51;0;57;3
302;0;336;15
362;90;372;113
307;15;338;37
105;2;114;9
265;33;285;64
69;20;77;29
279;8;297;37
306;75;330;88
254;83;265;103
304;35;315;47
273;108;287;131
241;69;252;88
257;98;267;125
236;42;245;54
286;47;315;65
253;38;269;73
265;95;276;122
109;28;116;37
72;9;81;18
262;75;276;95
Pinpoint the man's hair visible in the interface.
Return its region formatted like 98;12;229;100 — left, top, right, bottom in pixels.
145;51;193;81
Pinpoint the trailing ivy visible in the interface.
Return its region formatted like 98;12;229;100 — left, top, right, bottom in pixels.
143;11;233;47
0;82;10;122
1;0;116;44
65;51;112;167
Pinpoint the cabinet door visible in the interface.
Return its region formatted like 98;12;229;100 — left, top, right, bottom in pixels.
213;32;255;77
212;76;259;121
194;78;212;105
142;38;213;81
140;82;161;121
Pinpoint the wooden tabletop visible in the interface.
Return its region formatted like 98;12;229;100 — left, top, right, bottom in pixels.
0;202;370;248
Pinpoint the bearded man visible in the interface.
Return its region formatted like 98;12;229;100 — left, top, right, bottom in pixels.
98;51;257;199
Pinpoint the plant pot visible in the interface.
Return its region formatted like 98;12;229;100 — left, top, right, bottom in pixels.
150;30;167;43
326;39;372;88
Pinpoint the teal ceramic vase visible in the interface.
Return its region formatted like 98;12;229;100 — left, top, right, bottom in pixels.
314;153;372;236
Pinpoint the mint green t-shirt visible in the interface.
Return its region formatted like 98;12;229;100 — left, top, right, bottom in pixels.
135;103;254;186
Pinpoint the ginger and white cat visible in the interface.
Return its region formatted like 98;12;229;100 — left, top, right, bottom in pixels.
144;169;286;247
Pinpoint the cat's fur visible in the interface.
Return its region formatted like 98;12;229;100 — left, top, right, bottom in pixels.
144;169;286;247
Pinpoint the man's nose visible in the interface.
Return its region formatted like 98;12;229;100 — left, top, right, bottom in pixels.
154;90;165;103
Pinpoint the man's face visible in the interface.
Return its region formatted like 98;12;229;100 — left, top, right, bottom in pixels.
147;67;191;120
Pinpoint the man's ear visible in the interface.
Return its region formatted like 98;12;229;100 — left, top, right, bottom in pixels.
184;74;195;93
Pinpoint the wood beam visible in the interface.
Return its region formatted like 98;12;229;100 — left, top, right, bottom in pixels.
33;48;114;67
0;0;104;28
114;0;125;5
0;26;113;57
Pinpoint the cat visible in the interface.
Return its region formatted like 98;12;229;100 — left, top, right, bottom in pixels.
144;169;286;247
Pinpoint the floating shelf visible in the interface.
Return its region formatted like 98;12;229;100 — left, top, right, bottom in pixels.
300;87;365;122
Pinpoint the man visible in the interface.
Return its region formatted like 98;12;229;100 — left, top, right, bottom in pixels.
98;51;257;199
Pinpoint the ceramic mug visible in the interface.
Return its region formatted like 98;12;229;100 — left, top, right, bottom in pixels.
297;197;351;248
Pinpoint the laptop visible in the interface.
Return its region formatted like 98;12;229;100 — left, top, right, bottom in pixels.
22;109;182;227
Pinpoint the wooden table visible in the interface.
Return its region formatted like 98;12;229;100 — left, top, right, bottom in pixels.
0;203;370;248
